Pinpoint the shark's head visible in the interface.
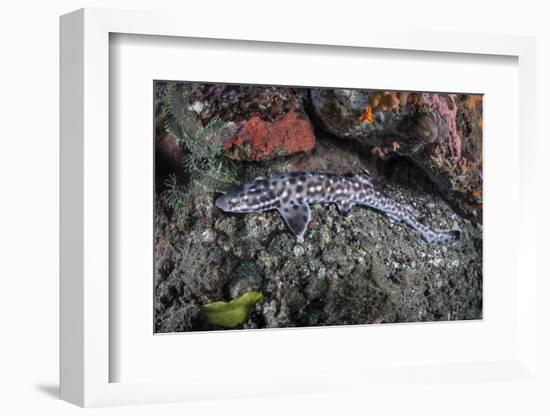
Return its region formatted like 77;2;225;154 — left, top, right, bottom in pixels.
215;192;244;212
215;180;268;213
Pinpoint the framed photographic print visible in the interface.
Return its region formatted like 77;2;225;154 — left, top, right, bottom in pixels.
60;7;540;408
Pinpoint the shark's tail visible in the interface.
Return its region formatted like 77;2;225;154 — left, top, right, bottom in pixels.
421;228;460;244
403;215;460;244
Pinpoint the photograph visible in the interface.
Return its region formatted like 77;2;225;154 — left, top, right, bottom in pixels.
1;0;544;412
154;81;483;332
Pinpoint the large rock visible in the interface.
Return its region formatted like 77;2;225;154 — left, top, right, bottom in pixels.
309;89;483;222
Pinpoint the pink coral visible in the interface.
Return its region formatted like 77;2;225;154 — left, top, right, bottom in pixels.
421;93;462;161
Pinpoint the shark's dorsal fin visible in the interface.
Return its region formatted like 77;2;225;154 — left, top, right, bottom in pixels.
403;202;417;217
354;168;375;187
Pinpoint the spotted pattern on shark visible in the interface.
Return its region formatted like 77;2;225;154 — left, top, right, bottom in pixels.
215;170;460;244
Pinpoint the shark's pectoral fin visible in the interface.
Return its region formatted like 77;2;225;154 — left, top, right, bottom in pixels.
279;202;311;242
336;201;355;216
385;212;401;223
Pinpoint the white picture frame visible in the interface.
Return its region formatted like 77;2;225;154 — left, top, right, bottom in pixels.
60;7;538;408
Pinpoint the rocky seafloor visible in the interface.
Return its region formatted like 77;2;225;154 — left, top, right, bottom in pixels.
154;82;483;332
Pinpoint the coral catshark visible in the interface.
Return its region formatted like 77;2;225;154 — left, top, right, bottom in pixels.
215;170;460;244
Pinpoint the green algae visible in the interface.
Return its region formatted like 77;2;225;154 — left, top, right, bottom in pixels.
202;291;264;328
